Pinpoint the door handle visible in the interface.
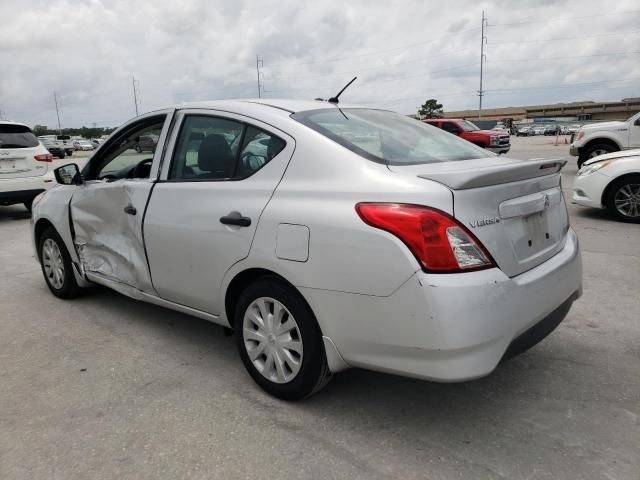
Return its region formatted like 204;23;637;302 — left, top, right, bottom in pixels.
124;205;137;215
220;213;251;227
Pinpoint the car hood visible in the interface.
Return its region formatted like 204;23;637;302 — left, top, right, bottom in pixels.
584;148;640;166
580;120;626;131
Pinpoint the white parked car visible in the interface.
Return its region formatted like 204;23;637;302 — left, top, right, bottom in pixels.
0;121;55;211
31;100;582;399
533;126;546;135
76;140;95;151
570;112;640;167
573;149;640;222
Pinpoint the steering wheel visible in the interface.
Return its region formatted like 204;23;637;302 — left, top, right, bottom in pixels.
131;158;153;179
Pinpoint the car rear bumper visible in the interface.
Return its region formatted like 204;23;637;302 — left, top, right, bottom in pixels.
303;228;581;380
0;176;53;204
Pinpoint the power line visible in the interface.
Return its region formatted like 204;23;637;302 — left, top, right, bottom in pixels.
489;30;640;45
488;9;640;27
484;77;640;93
263;62;479;94
266;47;476;81
266;27;481;68
492;51;640;63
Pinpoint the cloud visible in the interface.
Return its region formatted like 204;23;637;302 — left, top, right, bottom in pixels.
0;0;638;127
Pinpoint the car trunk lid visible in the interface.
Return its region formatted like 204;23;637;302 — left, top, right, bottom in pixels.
388;157;569;277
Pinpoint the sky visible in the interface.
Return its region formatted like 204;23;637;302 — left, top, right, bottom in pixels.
0;0;639;128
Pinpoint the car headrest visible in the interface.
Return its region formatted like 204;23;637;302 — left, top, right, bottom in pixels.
197;134;235;178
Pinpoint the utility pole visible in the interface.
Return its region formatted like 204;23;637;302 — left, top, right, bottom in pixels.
53;92;62;134
478;10;488;119
256;55;263;98
132;75;140;116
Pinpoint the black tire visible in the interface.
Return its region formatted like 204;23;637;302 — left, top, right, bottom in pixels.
579;143;617;168
235;277;331;400
66;150;73;156
38;227;83;299
605;175;640;223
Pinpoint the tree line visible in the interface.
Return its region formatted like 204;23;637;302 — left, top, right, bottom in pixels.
32;125;117;139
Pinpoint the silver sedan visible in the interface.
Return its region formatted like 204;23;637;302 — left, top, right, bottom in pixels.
30;99;582;399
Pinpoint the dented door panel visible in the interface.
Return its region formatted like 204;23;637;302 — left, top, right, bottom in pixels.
71;180;155;291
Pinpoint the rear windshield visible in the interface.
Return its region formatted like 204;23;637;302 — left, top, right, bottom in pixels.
292;108;492;166
0;124;39;149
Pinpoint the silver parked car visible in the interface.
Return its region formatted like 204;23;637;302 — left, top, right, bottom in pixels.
31;100;582;399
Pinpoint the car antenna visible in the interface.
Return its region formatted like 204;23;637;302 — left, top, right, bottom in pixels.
328;77;357;104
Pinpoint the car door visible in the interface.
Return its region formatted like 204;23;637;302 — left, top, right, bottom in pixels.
69;111;173;291
143;110;294;315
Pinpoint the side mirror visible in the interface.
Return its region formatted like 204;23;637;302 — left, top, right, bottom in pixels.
54;163;82;185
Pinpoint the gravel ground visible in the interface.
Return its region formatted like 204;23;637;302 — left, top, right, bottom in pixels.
0;136;638;480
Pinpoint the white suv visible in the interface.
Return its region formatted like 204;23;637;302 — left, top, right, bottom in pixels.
570;112;640;167
0;121;55;211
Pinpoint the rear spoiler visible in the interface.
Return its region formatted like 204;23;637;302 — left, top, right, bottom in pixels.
417;158;567;190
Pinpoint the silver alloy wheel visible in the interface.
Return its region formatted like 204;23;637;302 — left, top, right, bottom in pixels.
589;148;610;158
242;297;303;384
42;238;65;289
614;183;640;218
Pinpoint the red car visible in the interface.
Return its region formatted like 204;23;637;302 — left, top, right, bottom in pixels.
135;135;157;153
423;118;510;154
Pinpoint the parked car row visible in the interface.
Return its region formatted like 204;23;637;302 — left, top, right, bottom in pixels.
516;124;581;136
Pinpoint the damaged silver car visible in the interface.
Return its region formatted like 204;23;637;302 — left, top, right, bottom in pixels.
31;100;582;400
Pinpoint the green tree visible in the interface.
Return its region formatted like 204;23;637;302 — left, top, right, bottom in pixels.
417;99;444;119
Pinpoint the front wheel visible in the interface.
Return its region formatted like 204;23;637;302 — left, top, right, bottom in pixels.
579;143;617;168
235;278;331;400
605;175;640;223
38;227;83;298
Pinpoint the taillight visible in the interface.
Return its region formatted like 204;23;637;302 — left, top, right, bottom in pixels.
355;203;496;273
34;153;53;162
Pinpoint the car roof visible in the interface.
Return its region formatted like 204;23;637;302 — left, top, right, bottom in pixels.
0;120;29;128
176;98;378;115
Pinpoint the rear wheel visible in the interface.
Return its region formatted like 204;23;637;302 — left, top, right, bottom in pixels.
605;175;640;223
235;277;330;400
38;227;82;298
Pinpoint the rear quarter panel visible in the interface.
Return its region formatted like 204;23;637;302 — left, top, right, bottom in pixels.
226;127;454;303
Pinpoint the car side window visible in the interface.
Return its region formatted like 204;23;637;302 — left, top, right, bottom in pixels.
442;122;461;135
237;126;286;177
169;115;285;181
90;116;166;181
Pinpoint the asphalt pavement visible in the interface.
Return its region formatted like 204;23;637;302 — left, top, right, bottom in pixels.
0;137;638;480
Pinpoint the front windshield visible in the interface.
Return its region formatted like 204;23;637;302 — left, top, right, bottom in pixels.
292;109;492;166
458;120;481;132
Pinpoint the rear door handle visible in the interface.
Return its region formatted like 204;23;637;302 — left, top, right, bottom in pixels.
220;213;251;227
124;205;137;215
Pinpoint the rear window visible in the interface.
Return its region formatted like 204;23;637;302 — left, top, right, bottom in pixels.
292;108;491;166
0;124;39;149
